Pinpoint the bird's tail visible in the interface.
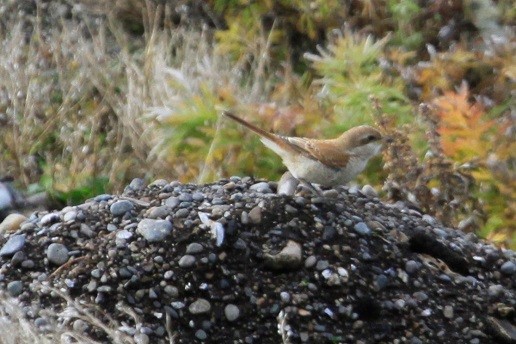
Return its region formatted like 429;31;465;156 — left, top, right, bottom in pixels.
222;111;279;143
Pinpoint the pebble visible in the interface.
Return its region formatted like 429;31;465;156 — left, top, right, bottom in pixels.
488;284;504;297
110;200;134;216
353;222;371;236
7;280;23;296
277;172;298;196
361;185;377;198
500;261;515;275
224;304;240;322
174;208;190;218
189;298;211;314
63;210;77;222
40;212;60;225
443;305;454;318
248;206;262;224
305;256;317;268
264;240;302;270
116;230;133;240
178;255;196;268
316;260;329;271
137;219;172;242
405;260;420;274
0;234;25;256
0;213;27;234
134;333;149;344
164;196;180;208
72;319;89;332
186;243;204;254
11;251;26;266
195;329;207;340
126;178;145;191
249;182;272;193
147;206;170;219
47;243;69;265
178;193;193;202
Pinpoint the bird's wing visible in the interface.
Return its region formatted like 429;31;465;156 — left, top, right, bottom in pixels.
284;137;351;169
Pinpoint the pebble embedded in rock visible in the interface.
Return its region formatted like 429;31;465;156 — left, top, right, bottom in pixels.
248;206;262;224
249;182;272;193
0;213;27;234
361;185;377;198
137;219;172;242
47;243;69;265
110;200;134;216
189;298;211;314
405;260;420;274
40;212;60;225
500;261;515;275
186;243;204;254
354;222;371;236
443;305;453;318
7;280;23;296
264;240;302;270
178;255;196;268
0;234;25;257
224;304;240;322
195;329;207;340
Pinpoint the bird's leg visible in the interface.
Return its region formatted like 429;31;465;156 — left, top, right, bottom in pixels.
297;178;323;197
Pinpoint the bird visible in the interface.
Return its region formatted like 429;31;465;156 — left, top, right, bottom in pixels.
222;111;384;188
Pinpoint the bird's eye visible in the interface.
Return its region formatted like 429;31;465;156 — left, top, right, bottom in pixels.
363;135;377;143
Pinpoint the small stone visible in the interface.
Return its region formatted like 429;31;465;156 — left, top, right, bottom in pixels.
305;256;317;268
264;240;302;270
164;286;179;297
277;172;298;196
178;255;196;268
488;284;504;297
46;243;69;265
63;210;77;222
500;261;515;275
116;229;133;240
164;197;180;208
7;280;23;296
40;212;60;225
133;333;149;344
280;292;291;303
0;234;26;256
248;206;262;224
72;319;89;333
174;208;190;218
147;206;171;219
316;260;329;271
405;260;420;274
137;219;172;242
186;243;204;254
361;184;377;198
110;200;134;216
11;251;26;266
394;299;406;310
189;298;211;314
443;305;454;318
0;214;27;234
126;178;145;191
195;329;207;340
224;304;240;322
354;222;371;236
375;274;388;290
322;189;339;198
250;182;272;193
178;193;193;202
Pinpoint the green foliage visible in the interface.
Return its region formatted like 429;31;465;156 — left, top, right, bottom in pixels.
306;32;412;134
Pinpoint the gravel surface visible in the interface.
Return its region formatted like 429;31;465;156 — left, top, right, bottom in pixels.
0;177;514;343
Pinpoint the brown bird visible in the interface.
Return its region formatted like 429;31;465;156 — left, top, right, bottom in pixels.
223;111;383;187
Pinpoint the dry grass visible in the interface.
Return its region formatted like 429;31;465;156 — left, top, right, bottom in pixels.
0;1;273;196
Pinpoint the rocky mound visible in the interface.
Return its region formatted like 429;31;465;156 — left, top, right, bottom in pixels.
0;177;514;343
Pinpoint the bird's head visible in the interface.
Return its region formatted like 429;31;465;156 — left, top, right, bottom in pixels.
340;125;383;160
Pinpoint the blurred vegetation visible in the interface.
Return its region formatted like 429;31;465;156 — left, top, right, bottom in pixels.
0;0;513;247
